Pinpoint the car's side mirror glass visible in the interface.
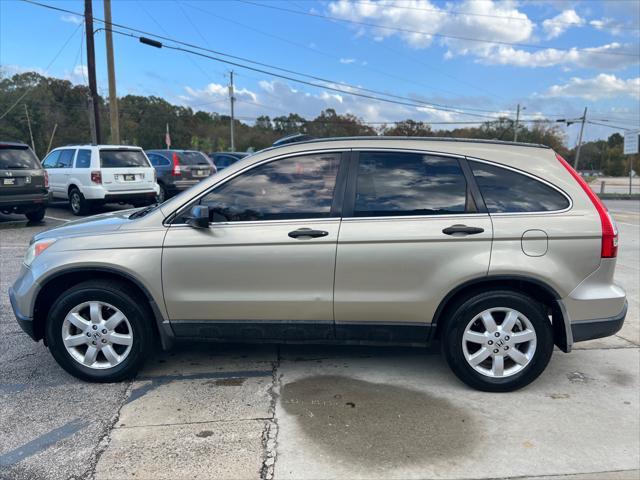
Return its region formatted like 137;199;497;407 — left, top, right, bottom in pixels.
186;205;210;229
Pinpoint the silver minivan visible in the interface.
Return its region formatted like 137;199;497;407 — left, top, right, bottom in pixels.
9;138;626;391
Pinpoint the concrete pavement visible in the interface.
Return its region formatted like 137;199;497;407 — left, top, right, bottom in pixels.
0;201;638;480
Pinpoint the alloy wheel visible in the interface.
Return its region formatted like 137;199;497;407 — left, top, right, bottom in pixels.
61;301;133;369
461;307;537;378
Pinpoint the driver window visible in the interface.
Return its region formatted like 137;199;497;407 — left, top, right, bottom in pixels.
199;153;340;222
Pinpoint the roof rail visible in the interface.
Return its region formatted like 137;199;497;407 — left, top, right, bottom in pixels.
268;136;550;149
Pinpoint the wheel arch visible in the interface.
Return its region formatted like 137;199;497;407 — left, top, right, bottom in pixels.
431;275;570;352
32;267;174;350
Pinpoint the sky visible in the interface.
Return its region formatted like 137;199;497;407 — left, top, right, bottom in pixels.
1;0;639;146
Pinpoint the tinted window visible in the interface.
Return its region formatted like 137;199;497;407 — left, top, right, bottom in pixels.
354;152;469;217
148;153;169;167
58;149;75;168
180;151;210;166
470;161;570;213
75;149;92;168
100;150;150;168
0;146;40;169
42;150;60;168
199;153;340;222
214;155;238;169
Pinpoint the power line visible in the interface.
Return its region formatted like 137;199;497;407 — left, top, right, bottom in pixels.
238;0;640;57
588;120;639;130
338;0;640;31
0;22;82;120
21;0;514;118
182;1;502;103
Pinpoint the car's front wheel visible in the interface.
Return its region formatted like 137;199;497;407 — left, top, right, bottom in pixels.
442;291;553;392
45;281;153;382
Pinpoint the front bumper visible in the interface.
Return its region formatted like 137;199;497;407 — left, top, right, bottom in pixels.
571;301;627;342
9;286;37;340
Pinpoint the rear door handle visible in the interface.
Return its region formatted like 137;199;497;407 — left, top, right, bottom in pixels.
442;224;485;235
288;228;329;239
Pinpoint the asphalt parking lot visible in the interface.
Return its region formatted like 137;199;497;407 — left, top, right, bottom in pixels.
0;200;638;480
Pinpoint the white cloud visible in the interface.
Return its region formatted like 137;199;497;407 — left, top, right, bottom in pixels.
325;0;638;70
542;9;584;39
60;14;83;25
339;58;356;64
478;43;638;70
542;74;640;100
178;79;494;127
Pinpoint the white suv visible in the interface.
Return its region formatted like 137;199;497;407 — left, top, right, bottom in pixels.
42;145;159;215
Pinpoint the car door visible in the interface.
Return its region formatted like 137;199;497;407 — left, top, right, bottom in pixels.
333;150;493;342
162;150;347;341
56;149;76;198
41;149;64;198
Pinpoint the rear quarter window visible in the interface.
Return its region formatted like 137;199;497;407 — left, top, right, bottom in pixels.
470;160;570;213
100;150;150;168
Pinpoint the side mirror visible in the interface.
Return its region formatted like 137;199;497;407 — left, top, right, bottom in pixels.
186;205;210;229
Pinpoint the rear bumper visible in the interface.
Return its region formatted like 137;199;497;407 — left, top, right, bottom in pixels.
82;184;160;200
102;191;158;203
0;192;50;211
571;301;627;342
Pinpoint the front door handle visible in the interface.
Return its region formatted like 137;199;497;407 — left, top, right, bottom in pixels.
288;228;329;239
442;224;485;235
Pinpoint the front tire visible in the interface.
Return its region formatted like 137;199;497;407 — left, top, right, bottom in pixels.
45;281;153;382
442;291;553;392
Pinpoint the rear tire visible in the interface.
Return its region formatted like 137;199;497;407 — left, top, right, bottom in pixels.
442;290;553;392
25;207;46;222
69;188;90;215
45;280;153;382
157;184;167;203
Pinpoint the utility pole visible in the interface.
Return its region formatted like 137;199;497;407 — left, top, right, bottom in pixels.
574;107;588;170
24;104;36;154
103;0;119;144
513;104;521;142
85;0;101;144
229;70;235;151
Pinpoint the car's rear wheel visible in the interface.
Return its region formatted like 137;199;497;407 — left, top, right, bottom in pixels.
45;281;153;382
25;207;46;222
157;184;167;203
69;188;90;215
442;291;553;392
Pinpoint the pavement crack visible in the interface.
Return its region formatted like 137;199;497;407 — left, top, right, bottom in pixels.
84;379;134;480
260;345;281;480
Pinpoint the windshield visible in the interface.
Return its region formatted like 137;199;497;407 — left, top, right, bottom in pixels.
180;151;210;166
0;145;41;169
100;149;150;168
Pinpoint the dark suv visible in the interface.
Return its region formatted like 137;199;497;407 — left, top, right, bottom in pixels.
146;150;215;202
0;142;49;221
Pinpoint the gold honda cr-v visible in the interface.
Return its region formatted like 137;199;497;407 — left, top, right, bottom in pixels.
9;137;626;391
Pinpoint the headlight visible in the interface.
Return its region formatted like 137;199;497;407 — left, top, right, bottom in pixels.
24;239;56;267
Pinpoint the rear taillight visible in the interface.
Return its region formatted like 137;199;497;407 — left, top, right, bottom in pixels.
43;171;49;188
556;153;618;258
171;152;181;176
91;170;102;184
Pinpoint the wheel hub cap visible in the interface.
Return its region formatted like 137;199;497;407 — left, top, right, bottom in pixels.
61;301;133;370
462;307;537;378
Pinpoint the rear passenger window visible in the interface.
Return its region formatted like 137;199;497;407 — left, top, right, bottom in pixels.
470;161;570;213
57;149;75;168
354;152;469;217
75;149;91;168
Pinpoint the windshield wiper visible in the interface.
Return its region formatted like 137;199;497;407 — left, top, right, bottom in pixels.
129;204;158;219
3;165;30;169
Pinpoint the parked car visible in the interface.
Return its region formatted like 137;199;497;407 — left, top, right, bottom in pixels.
0;141;49;222
208;151;249;171
41;145;159;215
10;137;626;391
146;149;215;202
